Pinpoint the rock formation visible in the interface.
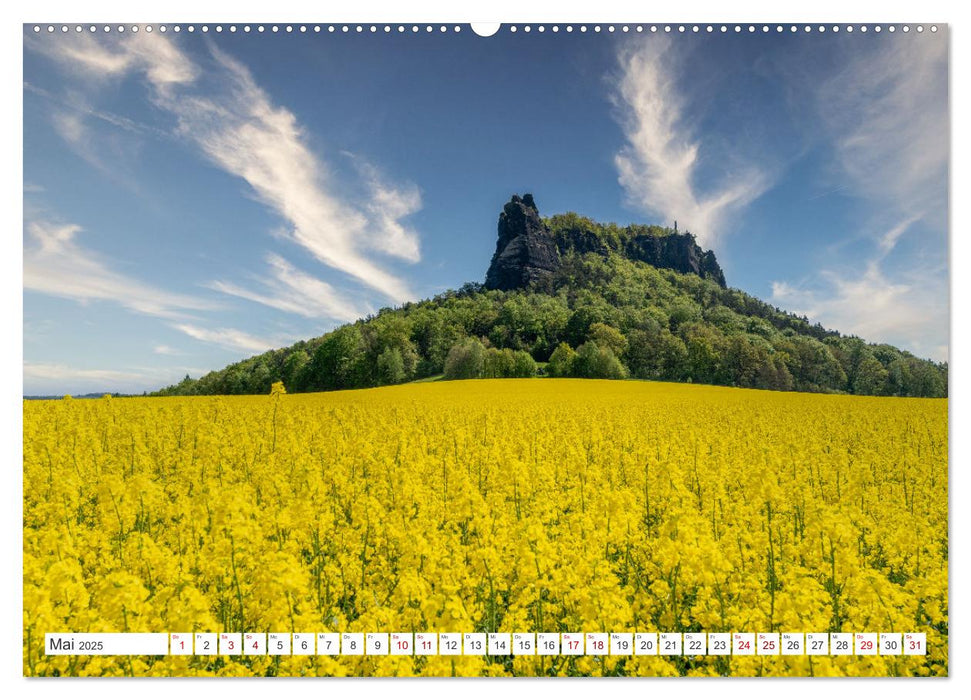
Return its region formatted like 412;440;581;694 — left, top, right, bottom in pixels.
621;234;727;288
484;194;727;290
484;194;561;291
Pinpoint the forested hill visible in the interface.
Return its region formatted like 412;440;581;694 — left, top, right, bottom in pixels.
155;195;948;398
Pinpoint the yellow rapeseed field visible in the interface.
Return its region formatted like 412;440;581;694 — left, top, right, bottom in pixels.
22;379;948;677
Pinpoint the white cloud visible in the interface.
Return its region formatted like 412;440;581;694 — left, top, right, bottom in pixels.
24;220;216;319
878;215;920;255
772;218;948;362
817;38;948;223
51;111;115;175
30;33;422;303
29;32;197;93
25;81;158;192
24;362;149;384
173;323;287;354
210;253;368;322
153;345;180;355
612;40;767;247
772;39;949;362
348;155;422;262
171;47;419;300
26;81;167;139
52;111;85;147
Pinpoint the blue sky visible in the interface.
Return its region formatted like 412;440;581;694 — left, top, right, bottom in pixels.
23;26;949;394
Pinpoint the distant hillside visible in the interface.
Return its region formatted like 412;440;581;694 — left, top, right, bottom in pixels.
156;194;947;398
24;392;133;401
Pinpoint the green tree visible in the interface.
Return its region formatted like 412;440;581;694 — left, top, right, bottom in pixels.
588;322;627;358
377;347;407;384
904;358;946;397
308;325;364;391
754;352;794;391
511;350;537;377
682;324;726;385
366;316;419;383
564;305;610;347
852;354;888;395
444;337;486;379
411;313;464;376
483;347;516;378
658;330;689;381
547;342;578;378
781;336;848;392
625;328;658;379
668;302;701;331
282;349;310;391
574;341;627;379
724;335;760;388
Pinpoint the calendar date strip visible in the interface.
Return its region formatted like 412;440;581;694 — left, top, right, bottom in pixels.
45;631;927;657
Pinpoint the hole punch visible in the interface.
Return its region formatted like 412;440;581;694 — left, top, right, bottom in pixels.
471;22;502;37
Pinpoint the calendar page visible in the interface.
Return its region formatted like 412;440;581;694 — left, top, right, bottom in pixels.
22;18;948;679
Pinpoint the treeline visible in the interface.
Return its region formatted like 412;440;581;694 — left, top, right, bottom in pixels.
156;252;947;398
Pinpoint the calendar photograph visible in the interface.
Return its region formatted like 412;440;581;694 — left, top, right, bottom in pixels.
22;22;948;677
